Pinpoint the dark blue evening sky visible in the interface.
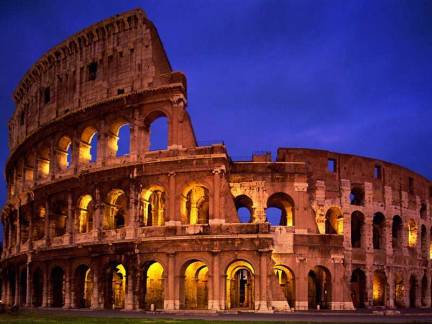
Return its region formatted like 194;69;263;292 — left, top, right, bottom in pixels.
0;1;431;240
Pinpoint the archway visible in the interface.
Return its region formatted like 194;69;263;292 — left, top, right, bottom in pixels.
32;206;46;241
350;186;364;206
421;274;427;307
181;184;209;225
74;265;93;308
52;201;67;237
274;265;295;308
373;270;386;306
32;268;43;307
234;195;254;223
409;275;417;308
37;146;50;178
104;263;126;310
394;273;405;308
79;126;98;164
226;260;255;310
325;207;343;234
77;194;94;233
56;135;72;170
372;213;385;250
51;266;65;307
351;211;364;248
308;266;331;309
392;216;403;249
351;268;366;308
266;192;294;226
408;219;418;248
144;113;168;151
142;261;165;310
140;186;166;226
103;189;127;229
180;260;208;309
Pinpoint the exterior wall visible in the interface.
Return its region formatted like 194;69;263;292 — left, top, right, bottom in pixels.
1;9;431;313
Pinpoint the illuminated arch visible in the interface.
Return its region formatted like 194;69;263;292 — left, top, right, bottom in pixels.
140;185;166;226
234;194;254;223
324;207;343;234
408;219;418;248
79;126;98;163
74;264;93;308
180;260;209;309
308;266;332;309
274;265;295;308
103;189;127;229
76;194;94;233
226;260;255;310
56;135;72;170
180;183;209;225
37;146;50;178
103;263;127;310
108;119;130;157
266;192;294;226
141;261;165;310
373;270;386;306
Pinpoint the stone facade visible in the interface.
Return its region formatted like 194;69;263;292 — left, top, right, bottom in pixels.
1;8;431;312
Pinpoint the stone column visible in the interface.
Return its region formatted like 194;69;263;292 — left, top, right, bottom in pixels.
66;192;74;244
16;207;21;253
93;188;102;239
210;167;225;225
366;268;373;308
165;252;176;310
91;260;100;310
63;262;72;308
210;251;221;310
25;260;31;307
42;265;49;307
44;200;50;246
387;269;394;308
126;183;137;239
167;172;178;226
257;251;270;312
125;264;135;310
14;267;19;306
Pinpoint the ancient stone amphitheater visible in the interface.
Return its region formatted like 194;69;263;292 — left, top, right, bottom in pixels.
1;8;431;312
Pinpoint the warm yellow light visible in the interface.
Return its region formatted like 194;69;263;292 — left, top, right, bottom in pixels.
147;262;164;280
408;220;417;247
181;184;208;225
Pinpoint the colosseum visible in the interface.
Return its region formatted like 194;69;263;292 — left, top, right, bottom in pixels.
0;8;431;313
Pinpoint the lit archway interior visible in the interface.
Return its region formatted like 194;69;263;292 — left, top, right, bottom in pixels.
79;126;97;163
373;270;386;306
308;266;331;309
141;186;166;226
324;207;343;234
394;273;405;308
142;261;164;310
56;135;72;170
181;261;208;309
104;263;126;309
274;265;295;308
181;184;209;225
408;219;418;248
226;260;255;310
104;189;127;229
74;265;93;308
77;194;94;233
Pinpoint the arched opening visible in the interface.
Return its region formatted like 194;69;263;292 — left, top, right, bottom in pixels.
79;126;98;164
351;211;364;248
145;113;168;151
350;186;364;206
56;135;72;170
392;215;403;249
373;270;386;306
140;186;166;226
19;268;26;306
409;275;417;308
419;203;427;219
226;260;255;310
24;152;35;184
74;265;93;308
32;206;46;241
325;207;343;235
32;268;43;307
77;194;94;233
107;120;130;157
52;201;67;237
234;195;254;223
274;265;295;308
37;146;50;178
308;266;331;309
103;189;127;230
104;263;126;310
408;219;418;248
180;260;208;310
394;273;405;308
20;212;30;244
421;274;427;307
181;184;209;225
420;225;427;258
51;266;65;307
141;261;164;310
372;212;386;250
351;268;366;308
266;192;294;226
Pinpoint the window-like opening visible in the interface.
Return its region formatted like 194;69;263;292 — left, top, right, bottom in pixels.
234;195;254;223
350;186;364;206
19;111;25;126
116;124;130;157
43;87;50;104
88;62;98;81
394;273;405;308
392;215;403;249
56;136;72;170
181;184;209;225
226;260;255;310
104;189;127;230
32;206;46;241
409;275;417;308
79;126;98;164
324;207;343;235
37;146;50;178
266;192;294;226
32;268;43;307
421;274;427;307
180;260;209;310
374;165;382;179
74;265;93;308
274;265;295;309
140;186;166;226
372;213;385;250
51;266;65;307
77;194;94;233
141;261;164;310
373;271;386;306
408;219;418;248
408;177;414;194
308;266;331;310
52;201;67;237
117;88;124;95
104;263;126;310
144;113;168;151
327;159;336;173
351;268;366;308
351;211;364;248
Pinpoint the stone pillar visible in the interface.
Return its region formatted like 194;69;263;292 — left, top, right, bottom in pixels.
210;167;225;225
295;256;308;310
366;269;373;308
44;199;50;246
16;207;21;253
14;267;19;306
125;265;135;310
42;265;49;307
165;252;176;310
63;262;72;309
167;172;178;226
387;269;395;308
94;188;102;238
257;251;270;312
66;192;74;244
210;251;221;310
126;183;137;239
385;222;393;256
91;260;101;310
25;260;31;307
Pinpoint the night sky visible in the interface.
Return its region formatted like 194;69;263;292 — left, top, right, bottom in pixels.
0;1;431;241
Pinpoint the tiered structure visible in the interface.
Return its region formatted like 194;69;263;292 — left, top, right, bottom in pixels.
1;9;431;312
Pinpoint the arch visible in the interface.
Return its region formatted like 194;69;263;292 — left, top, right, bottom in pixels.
180;183;209;225
24;151;36;183
144;111;169;151
373;270;386;306
103;189;127;230
108;119;130;157
74;264;93;308
420;225;427;258
421;274;427;307
32;267;43;307
180;260;209;309
234;195;254;223
52;200;67;237
409;274;417;308
351;211;364;248
392;215;403;249
79;126;98;163
325;207;343;235
51;266;65;307
372;212;386;250
308;266;331;310
266;192;295;226
274;265;295;308
103;263;126;309
408;219;418;248
226;260;255;310
350;186;364;206
37;146;50;178
141;261;165;310
76;194;94;233
56;135;72;170
140;186;166;226
351;268;366;308
394;273;405;308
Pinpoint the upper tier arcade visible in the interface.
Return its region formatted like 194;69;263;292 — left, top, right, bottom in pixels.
9;8;183;151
